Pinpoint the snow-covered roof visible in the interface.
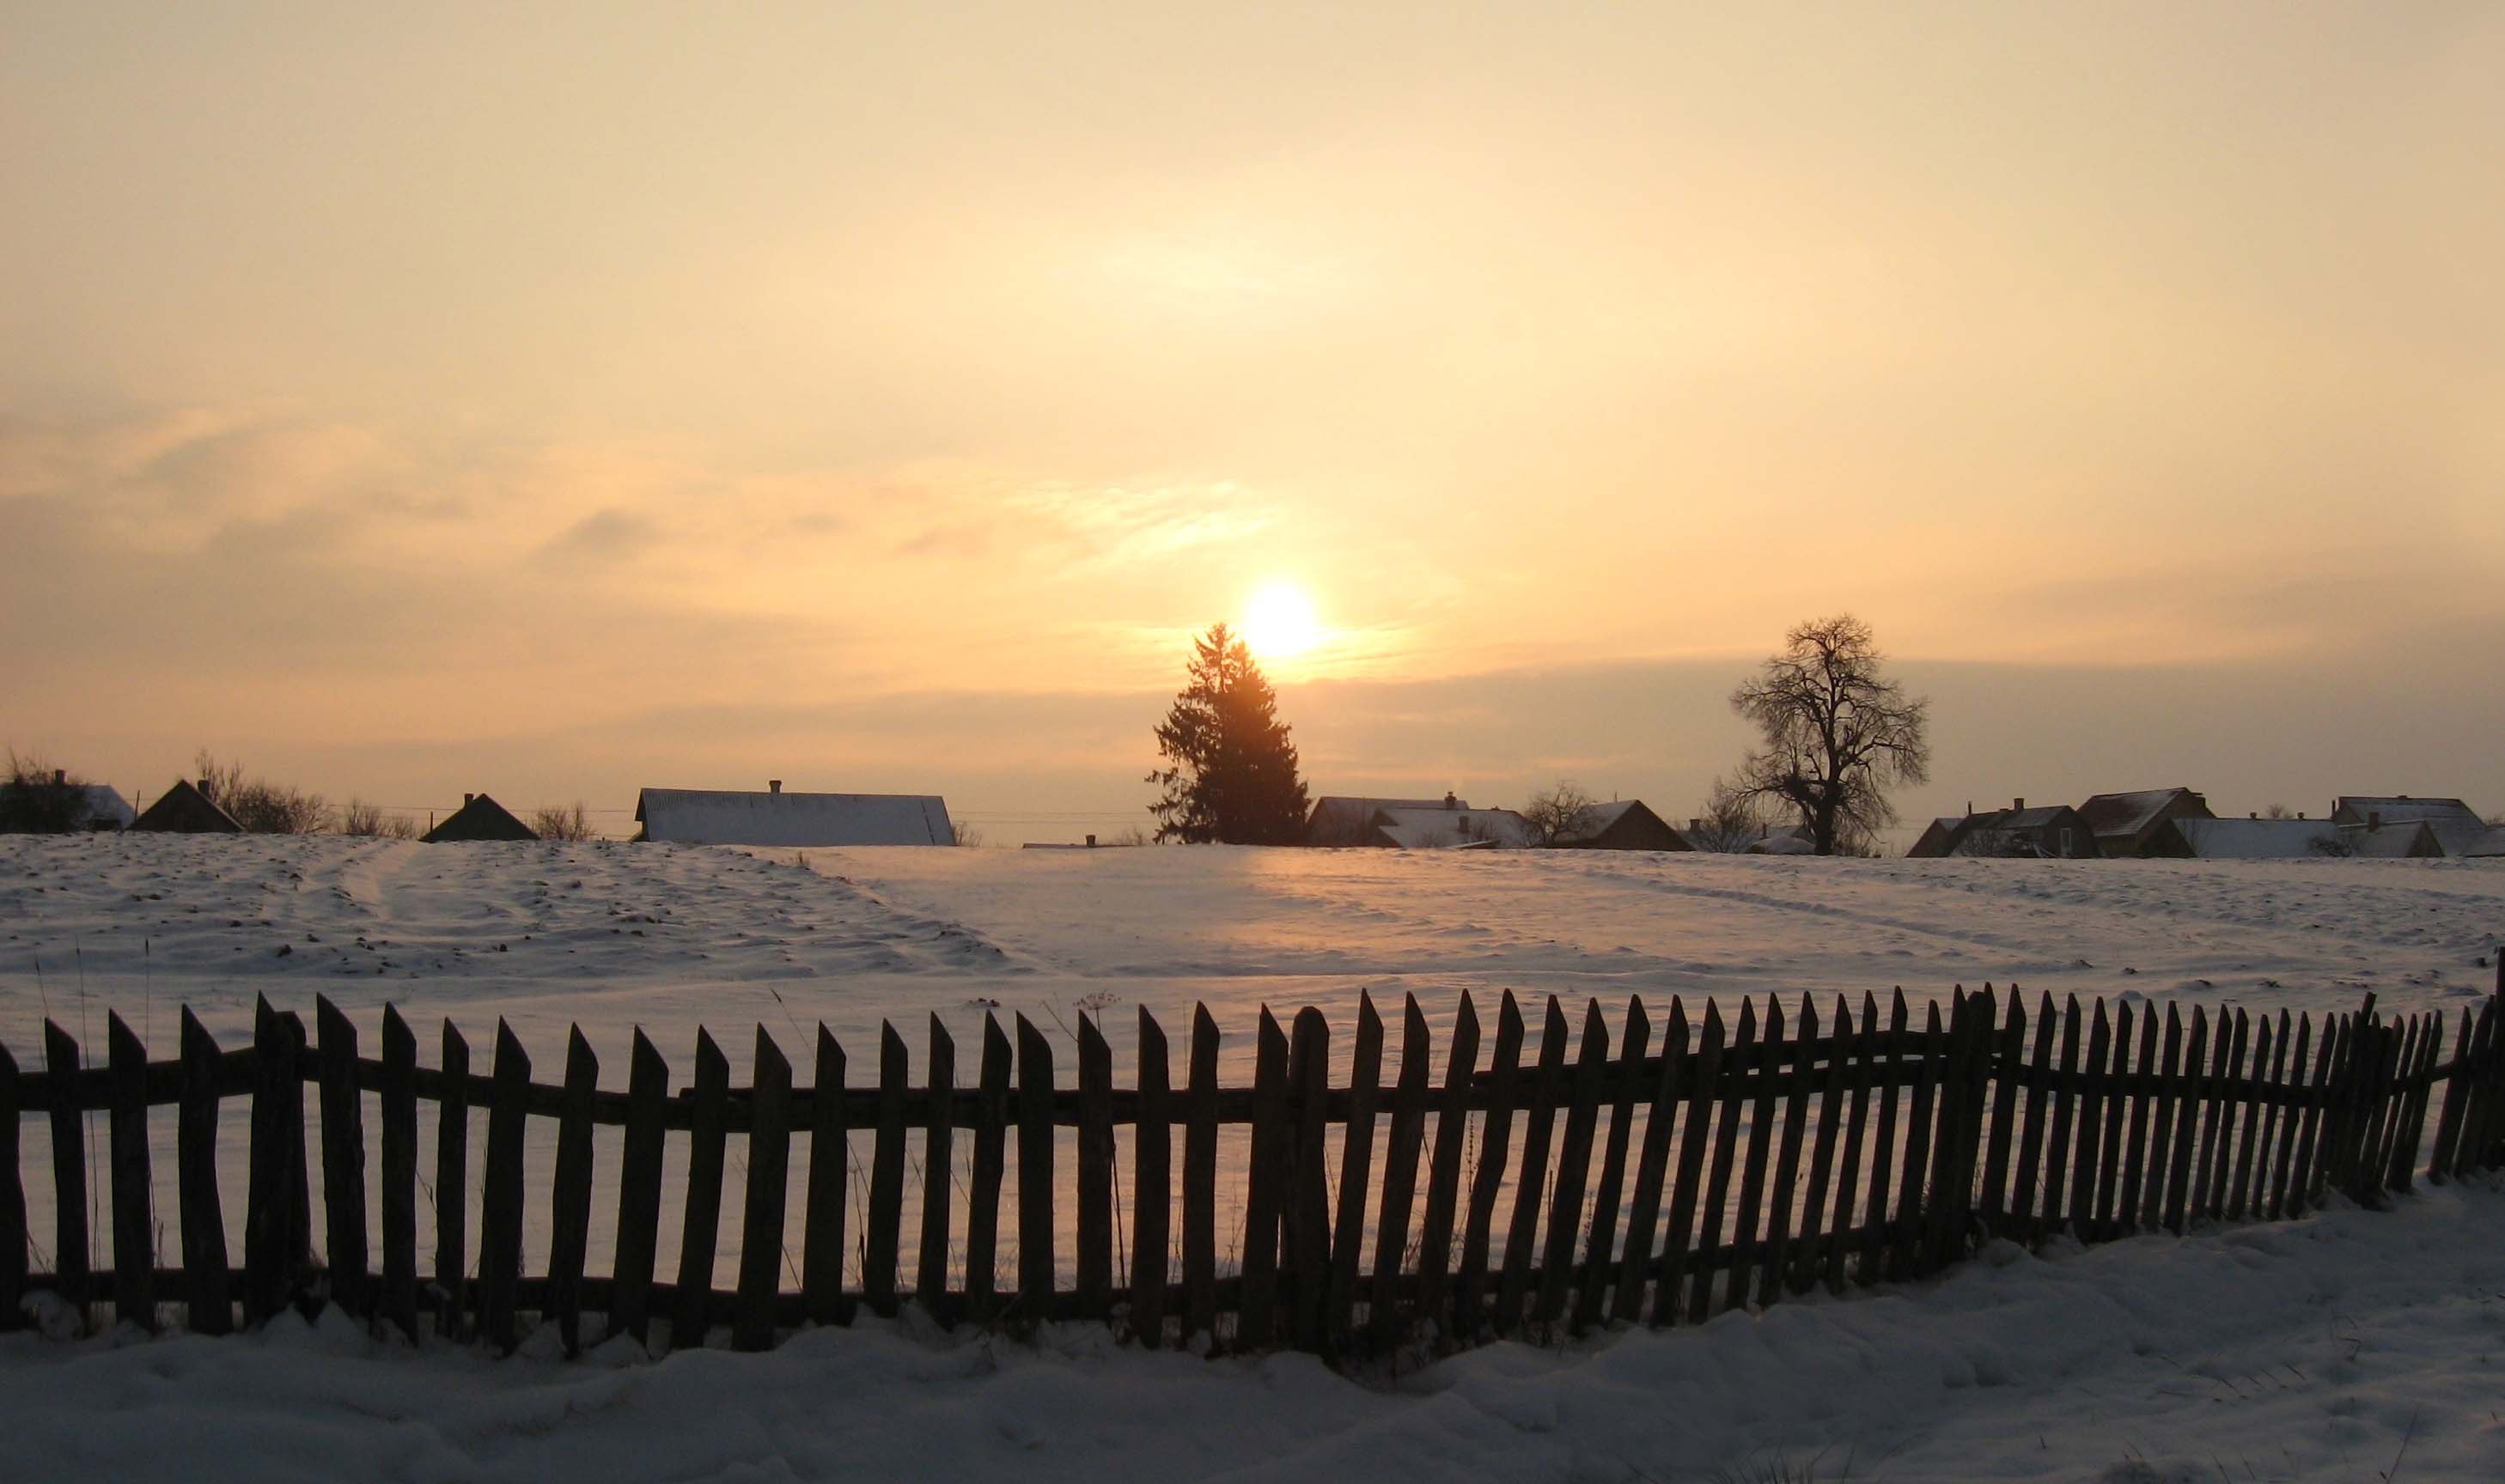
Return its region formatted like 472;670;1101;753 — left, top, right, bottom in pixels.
636;788;954;847
1307;795;1463;846
2172;818;2340;859
1746;830;1815;855
1557;799;1645;841
70;785;133;830
2333;796;2481;826
2079;788;2204;839
1373;806;1531;849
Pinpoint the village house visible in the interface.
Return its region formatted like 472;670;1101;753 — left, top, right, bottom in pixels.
2144;815;2443;860
1555;799;1691;851
634;781;955;846
1907;799;2100;858
1304;795;1460;847
2076;787;2215;858
422;793;539;842
2331;796;2503;857
131;778;243;833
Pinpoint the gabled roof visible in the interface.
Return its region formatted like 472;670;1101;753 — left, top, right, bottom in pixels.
1307;794;1461;846
423;793;539;843
636;788;954;847
1372;806;1531;849
131;779;243;834
2169;818;2340;860
2079;788;2207;839
1554;799;1690;849
2331;797;2490;855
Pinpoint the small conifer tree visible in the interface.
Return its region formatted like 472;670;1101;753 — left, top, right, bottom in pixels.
1147;623;1311;844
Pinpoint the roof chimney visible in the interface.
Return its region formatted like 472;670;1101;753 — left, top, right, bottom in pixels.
1443;792;1458;810
1690;818;1704;834
2249;812;2258;819
769;779;783;794
2013;797;2025;812
464;794;474;806
198;778;213;798
52;769;66;787
1086;834;1097;848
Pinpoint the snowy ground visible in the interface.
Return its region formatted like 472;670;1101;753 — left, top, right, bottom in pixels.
5;836;2505;1481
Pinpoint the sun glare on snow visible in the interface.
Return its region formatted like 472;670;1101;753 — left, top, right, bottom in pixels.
1242;581;1324;661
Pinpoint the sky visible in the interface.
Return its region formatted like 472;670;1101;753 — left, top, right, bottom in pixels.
4;2;2502;843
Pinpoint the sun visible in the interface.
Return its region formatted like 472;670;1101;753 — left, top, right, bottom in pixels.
1241;580;1324;661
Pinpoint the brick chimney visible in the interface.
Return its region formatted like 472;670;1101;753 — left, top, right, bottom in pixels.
769;779;783;794
1443;792;1458;810
464;794;474;806
2013;797;2025;812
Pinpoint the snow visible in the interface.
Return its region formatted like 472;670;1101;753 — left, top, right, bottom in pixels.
6;1181;2504;1481
5;836;2505;1480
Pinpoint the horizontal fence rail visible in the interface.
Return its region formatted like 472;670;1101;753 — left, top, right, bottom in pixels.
4;969;2502;1359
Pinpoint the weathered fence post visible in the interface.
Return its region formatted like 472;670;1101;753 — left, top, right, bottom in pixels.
919;1015;957;1314
478;1021;530;1352
963;1018;1006;1325
1456;991;1524;1341
1283;1007;1332;1352
1412;991;1480;1341
1076;1015;1114;1321
1577;994;1650;1329
550;1028;600;1354
1612;996;1685;1323
801;1025;845;1327
1326;992;1385;1352
1181;1005;1220;1345
734;1027;790;1352
377;1007;418;1341
867;1022;909;1319
434;1020;470;1339
314;998;369;1321
1237;1008;1289;1350
1132;1007;1172;1347
0;1037;21;1333
106;1013;154;1331
613;1029;671;1344
1015;1014;1057;1332
44;1020;89;1330
672;1027;729;1349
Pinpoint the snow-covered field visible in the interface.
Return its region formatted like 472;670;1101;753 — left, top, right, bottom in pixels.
5;836;2504;1481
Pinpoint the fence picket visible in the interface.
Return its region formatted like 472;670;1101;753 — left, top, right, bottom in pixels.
921;1016;957;1310
1413;991;1481;1341
867;1023;910;1318
2248;1011;2289;1219
1182;1005;1220;1345
0;1040;20;1334
1854;993;1905;1290
2141;1006;2184;1229
1825;993;1877;1294
1236;1008;1289;1351
551;1028;600;1354
2286;1013;2334;1219
1978;990;2024;1237
1076;1015;1113;1319
1286;1008;1333;1351
314;1000;369;1321
106;1013;154;1332
964;1019;1006;1325
2228;1012;2269;1222
1363;994;1427;1352
433;1021;469;1339
1694;996;1756;1322
1535;999;1610;1329
1577;995;1650;1329
378;1007;418;1341
2068;997;2110;1242
2427;1005;2476;1181
1133;1007;1172;1348
735;1028;791;1352
1329;993;1387;1351
2033;996;2076;1241
479;1021;531;1353
2202;1008;2247;1221
1457;991;1525;1341
177;1009;229;1335
2270;1014;2316;1219
2092;999;2130;1242
1891;1000;1943;1280
2162;1007;2210;1234
1758;995;1815;1308
2010;992;2055;1241
1659;1000;1725;1323
672;1028;730;1349
1015;1015;1056;1330
1730;996;1786;1308
1495;996;1570;1335
613;1030;670;1344
45;1022;88;1329
1791;995;1850;1295
1614;997;1684;1323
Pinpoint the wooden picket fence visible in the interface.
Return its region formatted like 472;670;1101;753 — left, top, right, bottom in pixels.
4;971;2503;1358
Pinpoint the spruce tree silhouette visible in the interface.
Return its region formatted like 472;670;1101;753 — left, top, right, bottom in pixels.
1146;623;1311;844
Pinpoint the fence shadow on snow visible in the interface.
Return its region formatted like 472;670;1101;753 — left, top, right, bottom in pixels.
5;968;2503;1359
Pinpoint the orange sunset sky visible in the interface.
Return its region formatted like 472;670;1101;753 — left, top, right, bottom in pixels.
5;3;2502;842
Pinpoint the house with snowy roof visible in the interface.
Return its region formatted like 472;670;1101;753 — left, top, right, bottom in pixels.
634;782;954;846
2076;788;2214;858
2329;797;2502;857
2146;815;2442;860
1306;794;1465;847
131;778;242;833
1554;799;1691;851
0;769;134;832
1907;799;2099;858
